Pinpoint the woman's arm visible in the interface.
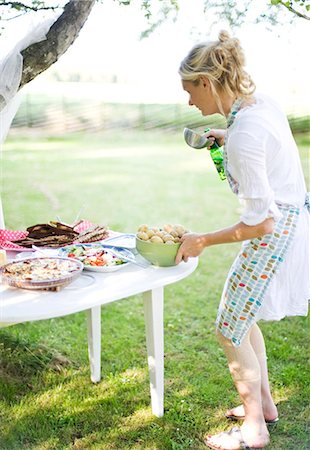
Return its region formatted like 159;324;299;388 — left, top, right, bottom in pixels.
175;218;274;264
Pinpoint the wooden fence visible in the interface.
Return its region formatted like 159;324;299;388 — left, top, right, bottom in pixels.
11;93;309;135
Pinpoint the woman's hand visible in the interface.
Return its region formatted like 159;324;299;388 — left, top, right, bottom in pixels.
175;232;207;264
203;128;226;148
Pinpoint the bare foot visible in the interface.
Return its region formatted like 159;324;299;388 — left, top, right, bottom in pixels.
240;421;270;448
205;428;243;449
225;404;278;422
205;425;269;449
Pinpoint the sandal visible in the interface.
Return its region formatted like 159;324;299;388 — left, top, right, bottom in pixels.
225;412;279;426
204;426;267;450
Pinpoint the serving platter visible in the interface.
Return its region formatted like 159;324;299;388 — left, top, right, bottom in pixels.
0;257;83;291
58;244;131;272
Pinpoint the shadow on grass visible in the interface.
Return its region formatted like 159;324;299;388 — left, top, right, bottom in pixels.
0;328;224;449
0;316;309;450
0;357;157;449
0;330;73;388
0;329;160;449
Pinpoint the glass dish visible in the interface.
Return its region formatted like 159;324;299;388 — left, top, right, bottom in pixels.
0;257;83;291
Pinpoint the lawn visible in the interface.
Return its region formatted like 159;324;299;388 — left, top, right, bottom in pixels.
0;130;309;450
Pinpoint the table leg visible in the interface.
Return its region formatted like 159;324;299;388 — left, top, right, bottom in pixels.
143;287;164;418
86;305;101;383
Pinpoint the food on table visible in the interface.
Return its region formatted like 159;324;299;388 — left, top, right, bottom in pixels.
2;258;79;281
12;222;78;247
62;245;126;268
135;224;189;267
12;221;108;248
74;225;109;244
136;224;188;244
28;222;77;235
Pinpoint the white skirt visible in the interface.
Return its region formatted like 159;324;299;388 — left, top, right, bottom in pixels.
256;205;309;321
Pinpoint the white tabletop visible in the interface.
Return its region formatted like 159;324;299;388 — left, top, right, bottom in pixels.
0;255;198;325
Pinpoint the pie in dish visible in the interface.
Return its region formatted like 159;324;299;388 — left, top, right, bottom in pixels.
0;257;83;290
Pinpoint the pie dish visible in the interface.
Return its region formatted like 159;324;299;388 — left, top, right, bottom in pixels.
0;257;83;290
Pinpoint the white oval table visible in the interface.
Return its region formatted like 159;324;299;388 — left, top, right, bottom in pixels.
0;253;198;417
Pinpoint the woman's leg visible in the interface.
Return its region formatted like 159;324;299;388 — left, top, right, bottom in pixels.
225;323;278;422
249;323;278;421
206;327;270;448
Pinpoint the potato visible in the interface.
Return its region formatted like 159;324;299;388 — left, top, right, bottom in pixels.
155;231;165;239
175;225;186;237
162;233;173;242
138;224;149;233
137;231;149;241
147;229;155;238
150;235;164;243
137;223;187;244
163;224;174;233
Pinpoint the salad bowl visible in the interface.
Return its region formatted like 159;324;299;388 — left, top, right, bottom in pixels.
59;244;130;272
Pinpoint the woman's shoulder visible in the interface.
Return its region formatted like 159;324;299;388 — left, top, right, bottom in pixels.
239;93;284;118
231;93;288;139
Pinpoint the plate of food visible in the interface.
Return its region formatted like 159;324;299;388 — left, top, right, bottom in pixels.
58;244;130;272
0;257;83;290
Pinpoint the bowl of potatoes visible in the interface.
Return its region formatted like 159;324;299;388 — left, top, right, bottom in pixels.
136;224;188;267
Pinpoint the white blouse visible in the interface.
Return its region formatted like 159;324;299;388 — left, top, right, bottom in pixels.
225;93;309;321
226;93;307;226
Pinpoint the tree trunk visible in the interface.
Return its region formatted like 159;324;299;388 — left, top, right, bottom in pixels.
19;0;96;89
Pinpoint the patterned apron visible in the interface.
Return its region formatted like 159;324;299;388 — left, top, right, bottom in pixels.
215;99;307;346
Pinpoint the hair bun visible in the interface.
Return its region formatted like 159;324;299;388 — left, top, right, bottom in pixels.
179;29;256;102
218;30;231;43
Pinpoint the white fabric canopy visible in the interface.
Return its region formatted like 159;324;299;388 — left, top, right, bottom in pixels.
0;10;61;228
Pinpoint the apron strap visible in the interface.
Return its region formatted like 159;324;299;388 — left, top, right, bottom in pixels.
305;192;310;213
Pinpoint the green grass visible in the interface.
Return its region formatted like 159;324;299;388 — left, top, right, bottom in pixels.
0;130;309;449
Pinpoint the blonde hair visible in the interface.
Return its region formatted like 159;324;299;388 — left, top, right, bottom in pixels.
179;30;255;114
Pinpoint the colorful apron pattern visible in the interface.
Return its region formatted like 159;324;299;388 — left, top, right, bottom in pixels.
216;203;300;346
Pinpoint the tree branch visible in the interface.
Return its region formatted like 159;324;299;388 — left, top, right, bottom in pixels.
0;1;57;12
278;0;310;20
19;0;96;89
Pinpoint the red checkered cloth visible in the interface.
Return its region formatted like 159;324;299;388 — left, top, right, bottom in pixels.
0;229;29;251
0;221;112;252
73;220;95;233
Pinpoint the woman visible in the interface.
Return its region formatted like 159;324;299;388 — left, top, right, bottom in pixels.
176;30;309;450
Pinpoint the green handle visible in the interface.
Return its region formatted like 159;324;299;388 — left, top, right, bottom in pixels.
204;128;226;181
